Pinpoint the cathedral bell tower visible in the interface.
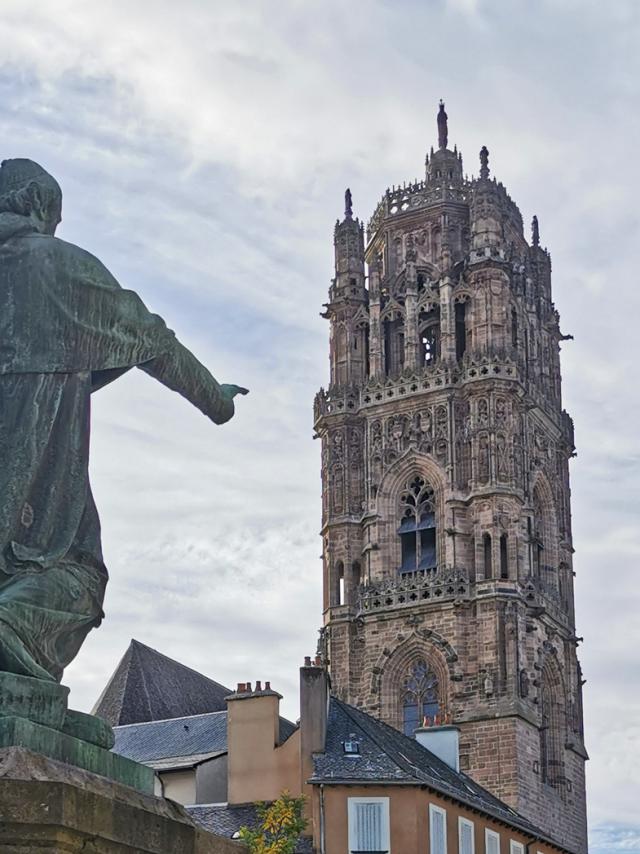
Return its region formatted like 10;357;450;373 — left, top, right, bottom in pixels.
314;103;588;853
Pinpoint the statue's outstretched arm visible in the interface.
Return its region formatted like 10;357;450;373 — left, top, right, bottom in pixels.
138;339;247;425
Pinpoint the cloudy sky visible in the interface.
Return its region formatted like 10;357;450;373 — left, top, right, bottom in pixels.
1;1;638;851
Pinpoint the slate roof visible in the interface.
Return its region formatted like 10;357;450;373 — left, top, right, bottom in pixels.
92;640;232;726
314;697;567;851
112;708;297;767
188;804;313;853
113;710;228;765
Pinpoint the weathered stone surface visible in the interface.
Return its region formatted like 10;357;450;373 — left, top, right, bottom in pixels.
0;717;154;794
0;747;242;853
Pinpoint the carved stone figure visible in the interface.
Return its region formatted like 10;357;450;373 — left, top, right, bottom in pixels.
0;159;247;683
437;100;448;150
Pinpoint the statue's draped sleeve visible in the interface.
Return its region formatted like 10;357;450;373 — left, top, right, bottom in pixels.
138;343;234;425
0;229;232;424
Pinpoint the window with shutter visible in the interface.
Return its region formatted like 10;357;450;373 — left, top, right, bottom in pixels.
459;817;475;854
429;804;447;854
348;798;390;853
485;828;500;854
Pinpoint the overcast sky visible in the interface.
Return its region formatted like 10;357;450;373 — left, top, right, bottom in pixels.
1;2;638;851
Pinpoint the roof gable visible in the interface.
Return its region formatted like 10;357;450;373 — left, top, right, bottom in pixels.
92;640;232;726
314;698;561;846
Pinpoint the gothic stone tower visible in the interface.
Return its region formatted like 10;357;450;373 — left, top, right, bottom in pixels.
314;104;588;853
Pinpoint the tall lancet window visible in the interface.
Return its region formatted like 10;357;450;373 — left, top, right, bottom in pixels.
402;659;440;735
399;476;437;573
419;307;441;365
455;300;467;360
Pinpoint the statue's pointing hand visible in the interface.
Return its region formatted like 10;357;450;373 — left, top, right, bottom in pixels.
217;383;249;424
222;384;249;400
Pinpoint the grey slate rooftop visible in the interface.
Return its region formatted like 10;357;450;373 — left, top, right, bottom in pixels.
314;697;561;847
92;639;232;726
113;710;228;767
113;709;297;768
187;804;312;853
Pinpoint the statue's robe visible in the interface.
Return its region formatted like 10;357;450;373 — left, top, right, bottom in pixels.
0;212;232;681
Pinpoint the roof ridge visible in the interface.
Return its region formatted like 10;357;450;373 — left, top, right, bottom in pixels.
90;642;134;720
129;638;153;721
131;640;232;694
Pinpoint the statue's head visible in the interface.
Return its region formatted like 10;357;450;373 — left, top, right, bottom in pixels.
0;159;62;235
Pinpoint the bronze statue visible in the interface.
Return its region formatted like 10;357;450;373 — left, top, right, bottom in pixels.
0;159;247;683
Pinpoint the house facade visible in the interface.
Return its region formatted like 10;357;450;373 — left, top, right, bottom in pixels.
108;648;574;854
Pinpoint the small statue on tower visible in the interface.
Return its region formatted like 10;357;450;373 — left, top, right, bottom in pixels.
532;215;540;247
437;100;448;150
345;187;353;219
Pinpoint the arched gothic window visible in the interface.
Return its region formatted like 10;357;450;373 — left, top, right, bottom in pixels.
455;300;467;360
419;307;440;365
500;534;509;579
540;665;565;788
399;476;436;573
332;560;344;607
383;316;404;377
402;659;440;735
483;532;493;579
511;307;518;349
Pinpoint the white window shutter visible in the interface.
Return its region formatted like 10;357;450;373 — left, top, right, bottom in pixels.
348;798;390;853
429;805;447;854
459;818;475;854
486;829;501;854
355;802;382;850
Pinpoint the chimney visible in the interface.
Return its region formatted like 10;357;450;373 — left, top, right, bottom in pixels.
226;680;283;805
299;656;329;789
414;723;461;772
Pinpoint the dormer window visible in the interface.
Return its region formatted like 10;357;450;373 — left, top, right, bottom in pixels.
343;734;361;756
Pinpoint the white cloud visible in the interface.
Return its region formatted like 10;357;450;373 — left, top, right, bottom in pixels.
1;2;639;849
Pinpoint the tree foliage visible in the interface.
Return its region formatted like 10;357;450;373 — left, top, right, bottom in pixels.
238;791;307;854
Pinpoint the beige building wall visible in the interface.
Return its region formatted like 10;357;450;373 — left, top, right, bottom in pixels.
226;690;300;805
316;784;564;854
161;769;196;805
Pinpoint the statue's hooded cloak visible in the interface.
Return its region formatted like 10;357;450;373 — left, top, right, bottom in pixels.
0;214;176;379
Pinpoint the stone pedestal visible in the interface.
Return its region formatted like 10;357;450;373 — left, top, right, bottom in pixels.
0;747;241;853
0;671;153;793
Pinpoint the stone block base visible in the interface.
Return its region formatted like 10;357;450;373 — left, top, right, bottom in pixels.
0;716;154;794
0;747;240;853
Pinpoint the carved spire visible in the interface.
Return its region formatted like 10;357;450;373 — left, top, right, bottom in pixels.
479;146;490;180
437;100;448;150
532;215;540;247
344;187;353;220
